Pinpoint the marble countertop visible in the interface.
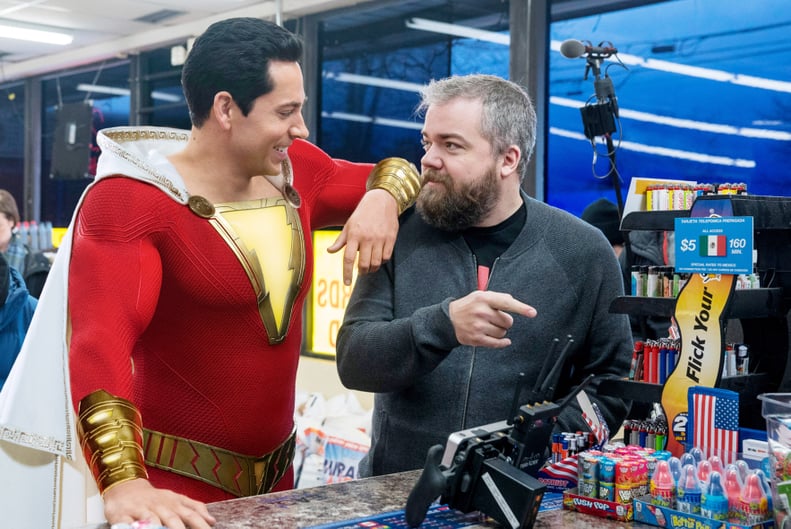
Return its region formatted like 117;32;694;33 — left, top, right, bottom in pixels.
209;470;432;528
74;470;652;529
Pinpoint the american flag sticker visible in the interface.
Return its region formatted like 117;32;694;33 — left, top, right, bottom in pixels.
687;386;739;464
539;455;579;483
699;235;727;257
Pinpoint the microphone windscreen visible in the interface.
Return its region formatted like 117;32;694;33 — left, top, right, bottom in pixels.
560;39;586;58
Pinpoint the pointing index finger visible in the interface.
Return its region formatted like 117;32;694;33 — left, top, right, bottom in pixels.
489;292;537;318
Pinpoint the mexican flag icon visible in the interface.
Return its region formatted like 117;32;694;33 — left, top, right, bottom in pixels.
700;235;727;257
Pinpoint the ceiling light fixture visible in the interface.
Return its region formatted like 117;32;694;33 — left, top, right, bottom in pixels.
0;23;73;45
76;83;182;103
321;110;423;131
404;17;509;45
323;72;424;93
550;127;756;168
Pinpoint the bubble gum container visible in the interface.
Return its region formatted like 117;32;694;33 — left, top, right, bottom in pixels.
759;393;791;529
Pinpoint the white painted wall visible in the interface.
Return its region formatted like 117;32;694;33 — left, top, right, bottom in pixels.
296;355;374;411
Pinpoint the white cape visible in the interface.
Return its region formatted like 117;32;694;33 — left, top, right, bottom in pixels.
0;127;191;528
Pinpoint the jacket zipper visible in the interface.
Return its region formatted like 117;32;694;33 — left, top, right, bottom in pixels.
461;255;499;429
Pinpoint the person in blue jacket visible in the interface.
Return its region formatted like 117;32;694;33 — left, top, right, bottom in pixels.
0;252;37;389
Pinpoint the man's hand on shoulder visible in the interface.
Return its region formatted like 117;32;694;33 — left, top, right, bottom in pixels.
103;478;216;529
327;188;398;285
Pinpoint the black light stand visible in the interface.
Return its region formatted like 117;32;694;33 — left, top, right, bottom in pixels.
577;48;633;267
579;52;623;216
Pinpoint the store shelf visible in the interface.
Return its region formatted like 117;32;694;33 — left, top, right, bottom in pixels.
723;195;791;230
610;288;785;319
727;288;786;318
599;373;770;404
720;372;771;394
620;210;688;232
599;378;662;402
610;296;675;318
621;195;791;232
614;196;791;421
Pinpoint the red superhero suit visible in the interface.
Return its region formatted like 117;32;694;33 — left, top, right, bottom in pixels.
68;136;373;503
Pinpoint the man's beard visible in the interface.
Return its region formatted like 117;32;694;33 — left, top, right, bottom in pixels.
416;166;500;232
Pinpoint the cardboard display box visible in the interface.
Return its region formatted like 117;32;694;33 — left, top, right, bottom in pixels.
562;488;633;522
633;494;774;529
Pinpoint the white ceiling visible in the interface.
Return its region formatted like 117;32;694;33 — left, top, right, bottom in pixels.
0;0;362;82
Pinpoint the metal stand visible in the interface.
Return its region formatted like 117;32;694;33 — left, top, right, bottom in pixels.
579;52;632;266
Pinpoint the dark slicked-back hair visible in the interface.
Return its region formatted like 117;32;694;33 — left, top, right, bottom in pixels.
182;17;303;127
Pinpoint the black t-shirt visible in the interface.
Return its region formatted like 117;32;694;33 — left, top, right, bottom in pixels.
463;201;526;269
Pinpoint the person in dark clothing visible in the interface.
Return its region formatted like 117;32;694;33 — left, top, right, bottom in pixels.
0;190;31;279
582;198;624;257
581;197;671;341
336;74;633;477
0;253;37;390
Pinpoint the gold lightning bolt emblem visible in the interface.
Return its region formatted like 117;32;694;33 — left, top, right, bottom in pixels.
208;197;305;344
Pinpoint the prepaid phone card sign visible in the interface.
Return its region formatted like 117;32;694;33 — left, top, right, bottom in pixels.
674;216;753;274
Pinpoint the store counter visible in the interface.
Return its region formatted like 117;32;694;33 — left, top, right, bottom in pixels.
75;470;650;529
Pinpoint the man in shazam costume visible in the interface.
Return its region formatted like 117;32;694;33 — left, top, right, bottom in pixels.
0;18;420;529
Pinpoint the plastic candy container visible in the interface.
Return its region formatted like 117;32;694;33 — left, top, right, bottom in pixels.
701;471;728;521
676;463;702;514
650;459;675;508
740;472;769;525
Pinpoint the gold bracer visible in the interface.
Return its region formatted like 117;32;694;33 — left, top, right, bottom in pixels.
366;157;422;215
77;389;148;494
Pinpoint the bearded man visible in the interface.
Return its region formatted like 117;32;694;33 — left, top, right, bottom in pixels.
335;74;633;477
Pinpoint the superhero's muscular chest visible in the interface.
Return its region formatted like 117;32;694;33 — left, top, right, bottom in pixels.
193;195;305;344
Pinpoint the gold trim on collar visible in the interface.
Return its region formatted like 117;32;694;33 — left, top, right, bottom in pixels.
208;197;305;344
99;129;190;201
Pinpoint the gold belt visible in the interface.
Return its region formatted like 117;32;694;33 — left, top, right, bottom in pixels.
142;427;296;497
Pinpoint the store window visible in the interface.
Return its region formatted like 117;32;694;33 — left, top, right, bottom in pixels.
308;0;791;356
308;0;510;358
37;48;190;227
317;0;510;168
0;82;25;208
316;0;790;219
41;61;130;226
548;0;791;216
138;47;190;129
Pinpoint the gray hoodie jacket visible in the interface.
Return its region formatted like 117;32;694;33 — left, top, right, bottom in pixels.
336;193;633;477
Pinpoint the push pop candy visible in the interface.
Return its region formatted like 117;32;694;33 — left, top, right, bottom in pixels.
723;465;744;520
701;471;729;521
650;460;675;508
676;464;702;514
740;473;769;525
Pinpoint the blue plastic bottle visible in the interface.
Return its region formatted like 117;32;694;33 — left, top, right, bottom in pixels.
667;456;682;484
755;469;774;513
677;463;702;514
701;471;729;521
680;452;696;470
735;459;750;483
689;446;705;464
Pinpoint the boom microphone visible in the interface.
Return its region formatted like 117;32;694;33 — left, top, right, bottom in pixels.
560;39;618;58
